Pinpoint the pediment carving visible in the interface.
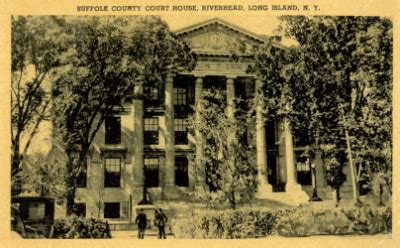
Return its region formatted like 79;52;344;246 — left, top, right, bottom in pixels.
179;21;264;55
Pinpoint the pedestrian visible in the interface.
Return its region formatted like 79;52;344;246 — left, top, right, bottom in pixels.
135;208;147;239
154;208;168;239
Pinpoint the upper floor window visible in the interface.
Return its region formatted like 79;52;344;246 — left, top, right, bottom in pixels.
104;157;121;187
144;86;160;107
174;119;188;145
144;118;159;145
105;116;121;145
174;87;187;106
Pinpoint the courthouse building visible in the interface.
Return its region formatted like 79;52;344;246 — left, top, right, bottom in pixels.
73;18;353;221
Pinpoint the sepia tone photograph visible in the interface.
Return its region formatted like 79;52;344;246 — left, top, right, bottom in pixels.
9;14;392;241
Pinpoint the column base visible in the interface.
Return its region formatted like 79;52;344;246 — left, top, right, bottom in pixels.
163;184;181;199
284;182;309;206
193;184;208;198
255;181;273;199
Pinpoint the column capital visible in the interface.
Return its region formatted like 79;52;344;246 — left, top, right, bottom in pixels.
166;73;175;82
195;76;204;83
134;81;144;95
226;76;236;82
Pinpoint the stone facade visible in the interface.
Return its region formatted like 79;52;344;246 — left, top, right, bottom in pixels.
74;18;349;221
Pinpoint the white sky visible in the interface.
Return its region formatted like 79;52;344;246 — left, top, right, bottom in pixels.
163;15;281;35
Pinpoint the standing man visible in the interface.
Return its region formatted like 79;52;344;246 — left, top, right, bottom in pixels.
135;208;147;239
154;208;168;239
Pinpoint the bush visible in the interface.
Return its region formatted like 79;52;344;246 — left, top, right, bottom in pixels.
275;208;313;237
341;206;392;234
311;209;351;235
172;209;277;238
171;205;391;238
53;217;112;239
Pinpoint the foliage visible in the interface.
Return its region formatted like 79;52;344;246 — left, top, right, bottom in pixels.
341;206;391;234
52;217;111;239
11;16;68;194
189;89;258;209
251;16;392;203
172;206;391;238
18;152;67;202
172;209;277;238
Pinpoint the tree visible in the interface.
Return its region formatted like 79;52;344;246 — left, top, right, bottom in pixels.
19;151;67;202
11;16;68;194
251;16;392;205
189;89;258;209
52;16;195;215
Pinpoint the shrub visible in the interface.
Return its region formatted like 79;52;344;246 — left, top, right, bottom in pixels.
171;205;391;238
52;217;112;239
341;206;392;234
311;209;351;235
172;209;277;238
275;208;314;237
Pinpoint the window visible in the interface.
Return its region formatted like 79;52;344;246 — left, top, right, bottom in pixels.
144;118;159;145
174;119;188;145
144;86;159;107
104;202;120;219
105;116;121;144
175;157;189;187
76;160;87;188
73;203;86;217
104;158;121;187
296;154;311;185
174;87;187;106
144;157;159;187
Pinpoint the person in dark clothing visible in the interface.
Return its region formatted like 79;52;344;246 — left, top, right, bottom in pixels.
135;208;147;239
154;208;168;239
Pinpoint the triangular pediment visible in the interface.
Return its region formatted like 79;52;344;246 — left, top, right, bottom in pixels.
175;18;267;56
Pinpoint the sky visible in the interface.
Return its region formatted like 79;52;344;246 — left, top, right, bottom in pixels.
163;15;282;35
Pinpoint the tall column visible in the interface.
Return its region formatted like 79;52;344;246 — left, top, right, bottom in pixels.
194;76;206;192
284;114;308;205
133;81;144;188
226;77;235;121
255;79;273;198
164;74;176;192
284;119;302;191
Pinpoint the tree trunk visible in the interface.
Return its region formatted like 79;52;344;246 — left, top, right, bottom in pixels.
11;134;22;195
65;158;76;216
229;191;236;210
333;187;341;206
344;128;360;204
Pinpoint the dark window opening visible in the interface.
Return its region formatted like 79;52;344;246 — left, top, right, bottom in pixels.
76;160;87;188
174;87;187;106
105;116;121;144
104;158;121;187
144;157;159;187
104;202;120;219
357;162;370;195
73;203;86;217
266;120;278;149
296;154;312;185
174;119;188;145
175;157;189;187
144;86;160;108
144;118;159;145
